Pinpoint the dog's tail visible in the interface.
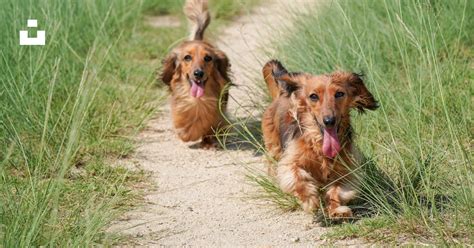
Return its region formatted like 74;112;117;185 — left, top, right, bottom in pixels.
262;60;288;100
184;0;210;41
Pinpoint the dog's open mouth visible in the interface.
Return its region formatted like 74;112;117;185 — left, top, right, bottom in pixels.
314;116;342;158
189;79;206;98
322;127;341;159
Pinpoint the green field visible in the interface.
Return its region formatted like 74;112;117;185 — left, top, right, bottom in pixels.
0;0;255;245
251;0;472;244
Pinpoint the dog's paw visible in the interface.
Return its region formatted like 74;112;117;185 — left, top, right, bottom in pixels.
328;206;353;219
177;129;192;142
200;141;218;150
301;195;319;213
200;137;219;150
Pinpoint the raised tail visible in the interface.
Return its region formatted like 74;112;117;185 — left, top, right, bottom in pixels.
184;0;210;41
262;60;288;100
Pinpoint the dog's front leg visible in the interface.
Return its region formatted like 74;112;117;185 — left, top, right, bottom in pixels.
277;164;320;213
325;183;357;219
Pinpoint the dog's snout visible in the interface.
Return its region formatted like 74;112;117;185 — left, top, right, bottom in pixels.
193;69;204;79
323;116;336;127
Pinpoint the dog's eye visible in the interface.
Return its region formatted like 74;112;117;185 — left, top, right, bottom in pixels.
184;55;192;61
335;92;345;98
309;93;319;101
204;55;213;62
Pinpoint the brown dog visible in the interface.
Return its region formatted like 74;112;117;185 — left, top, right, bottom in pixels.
261;60;378;218
160;0;231;148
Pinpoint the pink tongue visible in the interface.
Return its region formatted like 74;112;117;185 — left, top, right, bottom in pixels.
322;128;341;158
190;81;204;98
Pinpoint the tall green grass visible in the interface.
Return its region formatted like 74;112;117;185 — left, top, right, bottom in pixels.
0;0;163;245
240;0;472;244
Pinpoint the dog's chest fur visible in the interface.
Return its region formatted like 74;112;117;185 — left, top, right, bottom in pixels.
169;79;223;141
280;114;355;184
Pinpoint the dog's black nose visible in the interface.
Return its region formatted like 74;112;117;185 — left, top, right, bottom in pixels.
323;116;336;127
193;69;204;79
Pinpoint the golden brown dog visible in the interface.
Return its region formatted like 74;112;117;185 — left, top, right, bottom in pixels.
261;60;378;218
160;0;230;148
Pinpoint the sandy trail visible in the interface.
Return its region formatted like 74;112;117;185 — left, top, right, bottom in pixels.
109;0;363;246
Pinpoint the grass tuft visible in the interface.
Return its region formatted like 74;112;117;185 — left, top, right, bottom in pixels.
0;0;164;245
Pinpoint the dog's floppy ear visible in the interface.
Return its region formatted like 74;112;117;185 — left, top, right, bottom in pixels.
263;60;300;98
275;73;299;97
160;52;178;86
334;72;379;113
214;49;231;83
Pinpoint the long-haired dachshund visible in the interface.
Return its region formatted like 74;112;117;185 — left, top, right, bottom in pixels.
160;0;231;148
261;60;378;218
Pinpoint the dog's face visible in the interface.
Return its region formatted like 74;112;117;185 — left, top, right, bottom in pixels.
302;75;350;129
275;69;378;158
161;41;229;98
301;72;379;129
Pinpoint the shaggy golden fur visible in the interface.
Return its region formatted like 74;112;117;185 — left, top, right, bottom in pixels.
261;60;378;218
160;0;231;148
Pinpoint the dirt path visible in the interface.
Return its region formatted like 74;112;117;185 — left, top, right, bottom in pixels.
109;1;364;246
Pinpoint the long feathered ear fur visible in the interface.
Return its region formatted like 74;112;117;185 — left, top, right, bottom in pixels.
262;60;300;100
183;0;210;41
214;49;231;83
333;72;379;113
160;53;178;86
